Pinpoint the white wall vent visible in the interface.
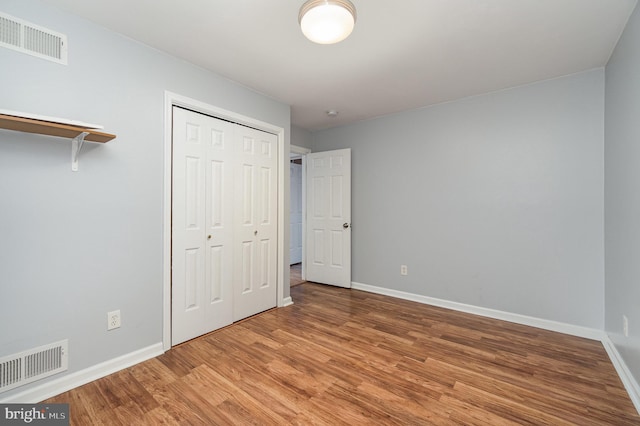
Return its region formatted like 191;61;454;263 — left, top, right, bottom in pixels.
0;12;67;65
0;340;68;393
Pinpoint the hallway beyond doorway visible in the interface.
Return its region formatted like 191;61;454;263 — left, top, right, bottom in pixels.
290;263;304;287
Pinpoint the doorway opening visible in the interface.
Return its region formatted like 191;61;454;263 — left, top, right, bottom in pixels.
289;145;310;289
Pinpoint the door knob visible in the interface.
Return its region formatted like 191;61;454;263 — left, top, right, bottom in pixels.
343;223;350;229
254;230;258;236
207;235;212;240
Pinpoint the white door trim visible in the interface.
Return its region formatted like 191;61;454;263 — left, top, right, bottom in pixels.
290;145;311;282
290;145;311;156
163;91;286;351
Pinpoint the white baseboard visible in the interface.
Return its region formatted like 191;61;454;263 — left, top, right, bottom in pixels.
351;281;603;340
283;296;294;307
1;342;164;403
602;335;640;413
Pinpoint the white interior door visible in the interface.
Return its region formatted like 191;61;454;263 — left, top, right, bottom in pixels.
306;149;351;288
290;161;303;264
232;126;278;321
172;107;234;345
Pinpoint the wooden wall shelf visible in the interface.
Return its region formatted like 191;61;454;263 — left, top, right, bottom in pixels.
0;114;115;143
0;113;116;171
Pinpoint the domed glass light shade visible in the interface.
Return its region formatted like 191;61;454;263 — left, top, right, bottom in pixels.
299;0;357;44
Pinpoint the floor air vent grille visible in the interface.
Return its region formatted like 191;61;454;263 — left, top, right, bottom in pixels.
0;340;68;393
0;11;67;64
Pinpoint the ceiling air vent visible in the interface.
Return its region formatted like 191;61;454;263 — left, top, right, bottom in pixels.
0;11;67;65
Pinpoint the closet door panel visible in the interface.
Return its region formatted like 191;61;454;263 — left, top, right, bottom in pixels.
233;127;278;321
172;107;235;345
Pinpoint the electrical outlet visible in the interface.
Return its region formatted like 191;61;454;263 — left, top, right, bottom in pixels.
623;315;629;337
400;265;408;276
107;310;121;331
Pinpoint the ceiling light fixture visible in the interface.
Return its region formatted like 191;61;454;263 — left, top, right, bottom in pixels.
299;0;357;45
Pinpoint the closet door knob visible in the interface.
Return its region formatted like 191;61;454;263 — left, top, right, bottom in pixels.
207;235;212;240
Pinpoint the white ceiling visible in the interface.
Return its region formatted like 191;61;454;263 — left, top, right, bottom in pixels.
44;0;637;131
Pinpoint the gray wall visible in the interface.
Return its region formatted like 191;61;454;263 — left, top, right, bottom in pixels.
291;125;312;150
0;0;290;399
311;69;605;328
605;3;640;384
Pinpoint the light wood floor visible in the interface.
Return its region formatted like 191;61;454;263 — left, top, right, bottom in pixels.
45;283;639;425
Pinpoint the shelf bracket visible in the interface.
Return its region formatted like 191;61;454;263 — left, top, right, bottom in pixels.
71;132;89;172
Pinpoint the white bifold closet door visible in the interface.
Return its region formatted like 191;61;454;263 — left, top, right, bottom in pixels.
172;107;277;345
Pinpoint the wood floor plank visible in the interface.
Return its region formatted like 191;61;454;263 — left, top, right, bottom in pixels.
43;282;639;425
441;395;525;426
128;358;179;396
143;407;181;425
153;379;226;424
